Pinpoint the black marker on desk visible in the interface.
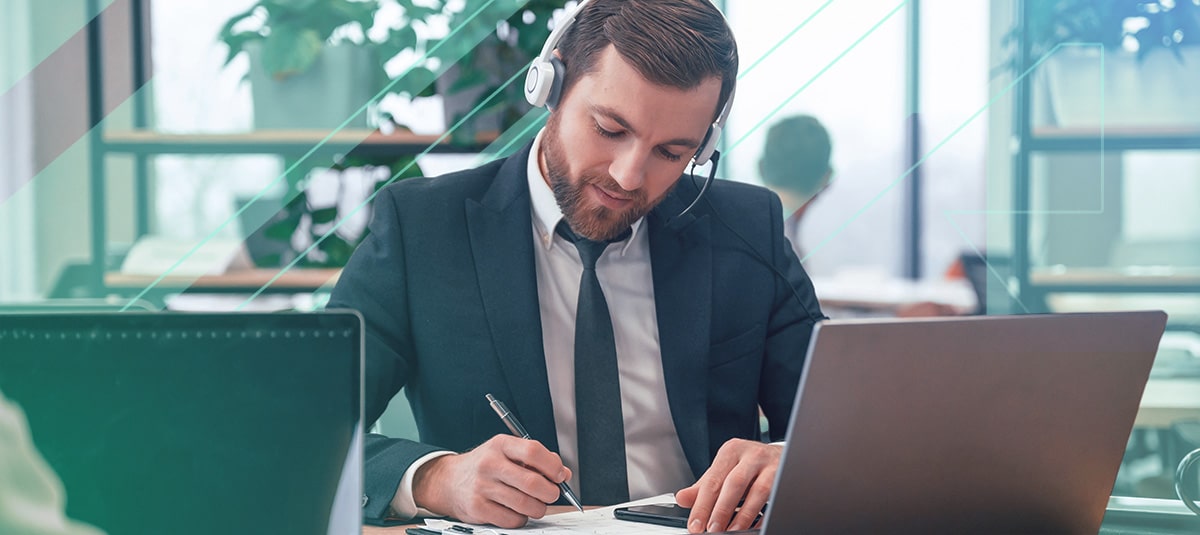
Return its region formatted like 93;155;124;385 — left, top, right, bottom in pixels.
485;393;585;512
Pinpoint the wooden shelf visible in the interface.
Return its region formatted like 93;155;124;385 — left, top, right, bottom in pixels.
101;129;501;155
1026;126;1200;151
105;268;341;292
1031;268;1200;285
1028;268;1200;293
1032;126;1200;138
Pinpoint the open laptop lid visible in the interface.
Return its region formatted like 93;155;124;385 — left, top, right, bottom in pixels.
760;311;1166;534
0;311;363;535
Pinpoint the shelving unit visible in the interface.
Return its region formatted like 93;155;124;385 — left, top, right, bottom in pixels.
1009;2;1200;314
84;0;494;302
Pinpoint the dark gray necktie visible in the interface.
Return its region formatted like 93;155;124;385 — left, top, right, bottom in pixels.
555;221;631;505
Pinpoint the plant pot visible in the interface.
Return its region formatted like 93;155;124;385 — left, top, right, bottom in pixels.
1042;46;1200;129
246;43;379;130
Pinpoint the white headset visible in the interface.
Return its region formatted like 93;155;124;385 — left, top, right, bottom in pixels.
523;0;735;167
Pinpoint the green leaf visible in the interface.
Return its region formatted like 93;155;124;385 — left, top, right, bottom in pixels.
328;0;378;32
446;65;489;94
256;253;283;267
220;31;264;67
311;207;339;225
391;65;438;98
318;234;357;266
261;26;324;78
405;5;441;19
264;217;301;241
271;0;320;11
217;5;262;42
381;25;418;59
386;155;423;182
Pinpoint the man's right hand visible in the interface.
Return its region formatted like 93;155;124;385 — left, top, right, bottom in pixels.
411;434;572;528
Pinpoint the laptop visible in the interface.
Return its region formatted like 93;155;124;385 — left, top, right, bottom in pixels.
0;311;364;535
743;310;1166;533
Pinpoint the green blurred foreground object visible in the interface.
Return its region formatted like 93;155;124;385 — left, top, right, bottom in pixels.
0;390;105;535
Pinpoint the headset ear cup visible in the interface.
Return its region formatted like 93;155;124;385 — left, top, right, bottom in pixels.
545;56;567;109
525;60;556;108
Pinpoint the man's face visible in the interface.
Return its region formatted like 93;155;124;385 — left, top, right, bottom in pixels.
540;45;723;241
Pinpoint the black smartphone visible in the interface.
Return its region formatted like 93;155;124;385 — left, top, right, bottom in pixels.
613;503;691;528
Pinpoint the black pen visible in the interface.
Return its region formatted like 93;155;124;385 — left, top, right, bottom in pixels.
485;393;585;512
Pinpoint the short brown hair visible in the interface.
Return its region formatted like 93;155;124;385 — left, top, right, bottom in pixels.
556;0;738;121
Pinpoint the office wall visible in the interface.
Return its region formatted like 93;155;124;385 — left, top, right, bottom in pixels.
22;0;136;296
0;0;37;300
917;0;988;278
986;0;1014;260
724;0;908;278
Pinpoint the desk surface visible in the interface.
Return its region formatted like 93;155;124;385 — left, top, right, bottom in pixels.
365;506;583;533
809;275;976;313
105;268;341;290
1136;377;1200;429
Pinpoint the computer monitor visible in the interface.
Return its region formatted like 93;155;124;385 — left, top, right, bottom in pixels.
0;311;363;535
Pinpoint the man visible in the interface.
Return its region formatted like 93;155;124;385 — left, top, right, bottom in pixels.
758;114;833;263
328;1;824;532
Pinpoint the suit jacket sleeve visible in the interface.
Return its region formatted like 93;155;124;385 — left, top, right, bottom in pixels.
760;191;826;441
327;189;443;523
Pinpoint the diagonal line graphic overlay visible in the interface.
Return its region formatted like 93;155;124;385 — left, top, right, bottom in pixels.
945;212;1031;314
800;42;1104;273
241;0;852;304
301;105;553;299
120;0;526;310
727;1;908;155
1;0;143;206
236;63;536;307
476;109;551;164
736;0;836;80
1;0;116;94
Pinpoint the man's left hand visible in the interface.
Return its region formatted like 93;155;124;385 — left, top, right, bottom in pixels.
674;438;781;533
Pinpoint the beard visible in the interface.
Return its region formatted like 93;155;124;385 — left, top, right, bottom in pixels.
541;114;659;242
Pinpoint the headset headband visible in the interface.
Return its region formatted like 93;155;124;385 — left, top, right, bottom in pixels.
524;0;735;166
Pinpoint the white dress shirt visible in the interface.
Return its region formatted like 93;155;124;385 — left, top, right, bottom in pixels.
391;131;694;517
524;131;695;501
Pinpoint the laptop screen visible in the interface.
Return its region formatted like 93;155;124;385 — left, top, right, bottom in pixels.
0;311;363;535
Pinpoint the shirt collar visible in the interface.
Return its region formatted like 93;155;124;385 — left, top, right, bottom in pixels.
526;128;643;255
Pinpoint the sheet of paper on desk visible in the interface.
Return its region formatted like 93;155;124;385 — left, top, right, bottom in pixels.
423;493;687;534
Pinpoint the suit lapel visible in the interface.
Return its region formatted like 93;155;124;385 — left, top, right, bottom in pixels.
648;185;713;478
465;144;559;452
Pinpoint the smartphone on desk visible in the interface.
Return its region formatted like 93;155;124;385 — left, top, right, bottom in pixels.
613;503;691;528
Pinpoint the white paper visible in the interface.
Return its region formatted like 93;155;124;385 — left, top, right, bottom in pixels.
120;235;251;276
424;493;688;534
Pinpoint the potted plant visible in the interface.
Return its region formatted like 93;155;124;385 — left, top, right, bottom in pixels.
247;154;423;268
1005;0;1200;128
219;0;389;129
219;0;424;267
219;0;563;136
219;0;561;267
431;0;564;144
